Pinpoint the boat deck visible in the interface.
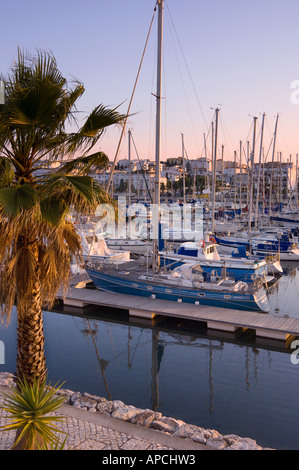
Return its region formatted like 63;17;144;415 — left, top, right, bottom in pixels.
84;259;261;292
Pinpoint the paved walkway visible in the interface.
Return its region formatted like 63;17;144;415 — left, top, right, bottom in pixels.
0;386;211;451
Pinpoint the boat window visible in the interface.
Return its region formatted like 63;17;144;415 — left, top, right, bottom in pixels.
178;247;198;257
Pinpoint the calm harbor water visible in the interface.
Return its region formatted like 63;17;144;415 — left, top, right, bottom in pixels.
1;261;299;450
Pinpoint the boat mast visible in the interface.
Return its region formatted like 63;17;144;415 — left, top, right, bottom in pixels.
239;141;242;212
153;0;164;273
234;150;237;214
211;108;220;234
248;116;258;234
254;112;265;227
221;145;224;216
204;133;210;210
182;133;187;229
246;141;250;208
182;133;186;207
269;113;279;220
128;129;132;207
296;154;298;211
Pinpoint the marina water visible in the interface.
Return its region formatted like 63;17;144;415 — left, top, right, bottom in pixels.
1;260;299;450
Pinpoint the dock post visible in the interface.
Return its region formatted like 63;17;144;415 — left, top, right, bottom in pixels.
129;309;157;320
255;328;292;342
207;321;239;333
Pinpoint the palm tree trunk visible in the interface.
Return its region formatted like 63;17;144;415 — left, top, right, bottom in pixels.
16;304;46;385
16;236;47;385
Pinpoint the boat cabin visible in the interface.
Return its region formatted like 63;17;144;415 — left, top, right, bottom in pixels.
177;242;221;261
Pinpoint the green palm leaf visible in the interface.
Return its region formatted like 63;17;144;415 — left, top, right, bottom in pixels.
0;184;37;216
66;104;126;153
57;151;109;175
39;197;68;226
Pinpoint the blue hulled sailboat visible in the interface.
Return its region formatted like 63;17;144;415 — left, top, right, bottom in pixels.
86;0;269;314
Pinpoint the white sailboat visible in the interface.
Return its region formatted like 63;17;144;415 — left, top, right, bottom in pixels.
159;240;282;285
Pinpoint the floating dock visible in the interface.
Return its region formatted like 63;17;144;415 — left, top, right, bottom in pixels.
56;280;299;345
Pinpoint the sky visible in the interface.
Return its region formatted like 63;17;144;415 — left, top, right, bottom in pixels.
1;0;299;166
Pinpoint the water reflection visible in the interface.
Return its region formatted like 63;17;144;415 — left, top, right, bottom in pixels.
79;319;112;401
268;261;299;318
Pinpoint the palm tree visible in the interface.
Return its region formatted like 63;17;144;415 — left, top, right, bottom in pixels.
0;49;125;385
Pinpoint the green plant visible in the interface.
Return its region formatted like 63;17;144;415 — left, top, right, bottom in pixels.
0;376;67;450
0;49;125;385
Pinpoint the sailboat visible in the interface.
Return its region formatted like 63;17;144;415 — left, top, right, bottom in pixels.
85;0;269;313
214;230;299;261
159;240;282;285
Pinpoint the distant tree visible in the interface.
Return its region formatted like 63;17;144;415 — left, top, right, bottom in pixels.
117;179;128;192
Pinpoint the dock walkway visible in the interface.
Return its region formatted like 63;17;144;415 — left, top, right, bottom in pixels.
57;283;299;343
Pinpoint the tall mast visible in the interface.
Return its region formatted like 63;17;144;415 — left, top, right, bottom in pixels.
246;141;250;207
289;154;292;210
296;154;298;211
221;145;224;216
154;0;163;208
203;133;210;209
255;113;265;227
269;114;279;219
279;152;282;208
210;122;214;230
262;148;265;216
239;141;242;211
153;0;164;273
182;133;187;229
248;116;258;234
234;150;237;214
211;108;220;234
182;133;186;206
128;129;132;207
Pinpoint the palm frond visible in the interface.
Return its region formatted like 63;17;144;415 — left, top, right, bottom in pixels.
0;156;14;186
56;151;109;175
41;174;111;214
39;197;68;226
66;104;126;154
0;184;37;216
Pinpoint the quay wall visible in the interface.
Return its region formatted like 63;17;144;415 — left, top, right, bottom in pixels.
0;372;273;450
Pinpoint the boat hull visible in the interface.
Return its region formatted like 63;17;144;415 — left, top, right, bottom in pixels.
214;235;299;261
86;268;269;313
252;249;299;261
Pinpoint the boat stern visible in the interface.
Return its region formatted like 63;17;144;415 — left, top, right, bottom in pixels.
253;287;270;313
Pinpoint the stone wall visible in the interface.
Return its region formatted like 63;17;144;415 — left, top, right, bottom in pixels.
0;372;272;450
